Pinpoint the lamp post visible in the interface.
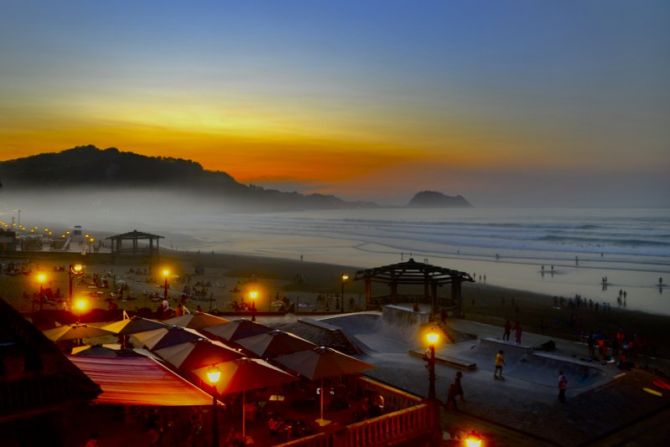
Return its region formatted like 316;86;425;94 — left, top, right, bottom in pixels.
424;329;440;400
206;367;221;447
248;289;258;321
162;268;170;301
36;272;47;311
340;274;349;312
72;296;89;323
464;432;483;447
69;263;84;307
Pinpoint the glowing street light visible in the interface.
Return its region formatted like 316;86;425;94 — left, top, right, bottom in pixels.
73;297;89;321
248;289;259;321
161;268;170;300
464;431;483;447
206;366;221;447
340;273;350;312
36;272;47;286
423;327;441;400
69;263;85;306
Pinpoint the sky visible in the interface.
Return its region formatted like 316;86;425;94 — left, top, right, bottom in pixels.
0;0;668;206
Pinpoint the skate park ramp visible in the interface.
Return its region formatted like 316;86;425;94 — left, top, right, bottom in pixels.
319;311;421;354
460;337;606;389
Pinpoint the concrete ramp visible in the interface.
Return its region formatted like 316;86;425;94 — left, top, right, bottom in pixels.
462;337;605;388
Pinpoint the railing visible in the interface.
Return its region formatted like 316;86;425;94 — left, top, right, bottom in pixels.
357;376;421;411
274;432;329;447
343;403;432;447
274;399;437;447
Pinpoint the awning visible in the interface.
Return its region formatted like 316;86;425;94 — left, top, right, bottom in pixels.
69;355;214;406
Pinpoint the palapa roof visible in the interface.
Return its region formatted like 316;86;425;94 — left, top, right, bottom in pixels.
106;229;164;240
354;258;474;285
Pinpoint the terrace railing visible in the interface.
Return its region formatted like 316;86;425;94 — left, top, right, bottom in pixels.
274;385;437;447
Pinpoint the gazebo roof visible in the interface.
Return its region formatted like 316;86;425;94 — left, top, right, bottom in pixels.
106;229;164;240
354;258;473;285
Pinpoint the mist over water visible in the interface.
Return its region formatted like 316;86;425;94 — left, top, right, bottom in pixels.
2;190;669;314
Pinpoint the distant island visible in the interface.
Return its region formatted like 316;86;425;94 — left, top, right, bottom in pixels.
0;146;375;211
407;190;472;208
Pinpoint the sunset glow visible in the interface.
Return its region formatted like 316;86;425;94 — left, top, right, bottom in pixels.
1;1;668;205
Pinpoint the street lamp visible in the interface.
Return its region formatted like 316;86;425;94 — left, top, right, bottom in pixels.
162;268;170;301
206;366;221;447
35;272;48;311
248;289;259;321
69;263;84;307
423;328;441;400
464;431;483;447
340;274;349;312
73;296;89;322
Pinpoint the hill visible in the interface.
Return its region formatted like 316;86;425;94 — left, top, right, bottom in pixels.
0;146;374;210
407;190;472;208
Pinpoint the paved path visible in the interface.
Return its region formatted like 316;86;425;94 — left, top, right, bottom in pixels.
321;312;670;446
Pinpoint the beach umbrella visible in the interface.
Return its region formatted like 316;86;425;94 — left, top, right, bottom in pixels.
236;329;316;358
103;316;166;335
71;344;144;358
193;358;296;438
131;326;204;351
44;323;113;342
274;346;374;424
154;339;242;371
203;319;271;343
163;312;229;330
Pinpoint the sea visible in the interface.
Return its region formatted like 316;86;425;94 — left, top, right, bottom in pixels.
176;208;670;316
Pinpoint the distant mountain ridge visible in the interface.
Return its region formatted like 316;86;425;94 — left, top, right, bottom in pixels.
0;146;374;210
407;190;472;208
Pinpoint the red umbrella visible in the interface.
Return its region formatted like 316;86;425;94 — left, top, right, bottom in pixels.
163;312;229;330
236;329;316;358
274;346;373;424
203;319;271;343
132;326;204;351
154;339;242;371
44;323;113;342
193;357;296;437
103;316;166;335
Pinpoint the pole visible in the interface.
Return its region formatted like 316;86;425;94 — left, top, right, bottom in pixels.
242;390;246;438
428;344;436;400
251;301;256;322
211;389;219;447
68;265;74;307
320;378;324;421
164;277;169;300
340;281;345;312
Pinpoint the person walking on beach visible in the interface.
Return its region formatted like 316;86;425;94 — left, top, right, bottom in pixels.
514;321;522;344
453;371;465;402
503;320;511;341
558;371;568;403
494;350;505;379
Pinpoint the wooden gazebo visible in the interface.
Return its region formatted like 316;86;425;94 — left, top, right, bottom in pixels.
354;258;474;316
107;230;163;255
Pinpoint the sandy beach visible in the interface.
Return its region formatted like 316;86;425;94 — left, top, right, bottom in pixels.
3;248;670;364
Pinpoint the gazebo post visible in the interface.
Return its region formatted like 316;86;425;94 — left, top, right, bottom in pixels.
452;279;463;317
431;281;438;315
389;280;398;304
364;277;372;309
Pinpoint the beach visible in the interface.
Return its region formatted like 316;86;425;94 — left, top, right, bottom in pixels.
3;248;670;363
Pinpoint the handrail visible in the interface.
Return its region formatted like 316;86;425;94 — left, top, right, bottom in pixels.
274;432;329;447
273;401;435;447
357;376;422;403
